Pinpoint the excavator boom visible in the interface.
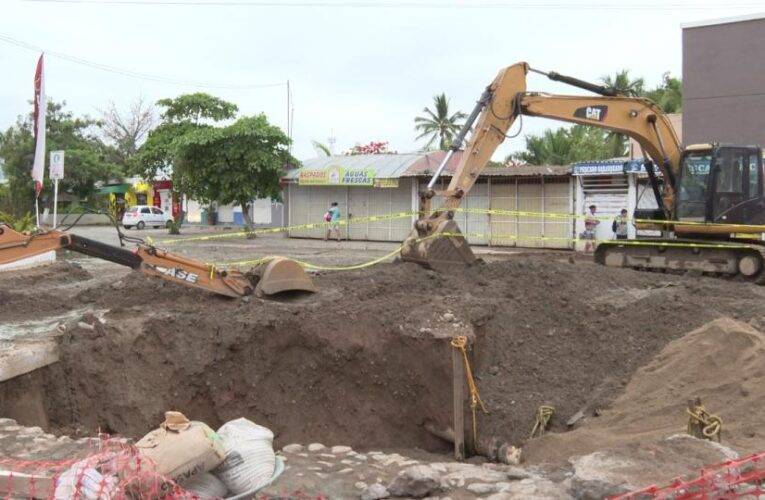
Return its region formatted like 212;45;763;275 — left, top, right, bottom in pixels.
0;225;316;298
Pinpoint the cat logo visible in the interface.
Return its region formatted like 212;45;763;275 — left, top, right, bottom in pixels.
574;105;608;122
150;265;199;284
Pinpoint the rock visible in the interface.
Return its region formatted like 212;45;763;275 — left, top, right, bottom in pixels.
503;477;571;499
505;466;531;480
77;321;95;331
332;445;353;454
355;482;368;490
110;280;123;290
0;418;18;427
307;443;326;452
388;465;441;498
467;482;498;494
568;477;630;499
361;482;389;500
282;443;303;453
442;312;455;322
566;410;585;427
241;295;252;303
338;468;354;474
489;365;500;375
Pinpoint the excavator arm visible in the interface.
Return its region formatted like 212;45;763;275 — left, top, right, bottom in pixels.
402;62;682;270
0;224;316;298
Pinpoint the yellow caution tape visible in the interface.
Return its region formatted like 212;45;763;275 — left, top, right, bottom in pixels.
155;205;765;249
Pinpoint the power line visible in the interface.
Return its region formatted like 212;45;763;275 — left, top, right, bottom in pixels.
0;32;287;90
19;0;765;9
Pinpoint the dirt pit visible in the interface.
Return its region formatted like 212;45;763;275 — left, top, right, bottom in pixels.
7;253;765;465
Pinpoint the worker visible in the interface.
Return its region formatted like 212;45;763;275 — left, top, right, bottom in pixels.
324;202;342;242
582;204;599;253
612;209;629;240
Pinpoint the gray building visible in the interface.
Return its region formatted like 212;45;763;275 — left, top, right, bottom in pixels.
682;13;765;146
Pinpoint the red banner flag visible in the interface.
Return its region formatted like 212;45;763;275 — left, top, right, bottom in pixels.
32;53;46;198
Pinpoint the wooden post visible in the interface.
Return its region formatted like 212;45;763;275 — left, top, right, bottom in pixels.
452;346;466;461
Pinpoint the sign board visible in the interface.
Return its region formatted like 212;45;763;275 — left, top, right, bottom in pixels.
49;151;65;180
374;178;399;188
298;167;375;186
571;161;625;176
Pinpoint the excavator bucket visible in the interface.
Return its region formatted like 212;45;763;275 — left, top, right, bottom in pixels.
400;219;477;272
249;257;317;297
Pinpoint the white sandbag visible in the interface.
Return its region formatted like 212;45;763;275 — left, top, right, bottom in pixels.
54;460;118;500
135;411;226;482
214;418;275;495
180;472;229;498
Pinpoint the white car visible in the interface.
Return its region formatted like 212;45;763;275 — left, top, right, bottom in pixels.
122;205;174;230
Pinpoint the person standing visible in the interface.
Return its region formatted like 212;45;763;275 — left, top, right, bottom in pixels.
324;202;342;242
582;204;599;253
612;209;629;240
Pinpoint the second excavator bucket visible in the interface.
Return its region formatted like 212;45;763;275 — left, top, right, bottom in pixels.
400;219;477;272
249;257;317;297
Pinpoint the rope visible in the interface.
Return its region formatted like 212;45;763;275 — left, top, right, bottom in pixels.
687;403;722;442
450;335;489;446
530;405;555;439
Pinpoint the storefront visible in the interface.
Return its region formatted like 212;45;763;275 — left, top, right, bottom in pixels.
284;153;575;248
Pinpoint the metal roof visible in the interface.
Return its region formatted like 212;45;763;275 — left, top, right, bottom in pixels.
285;152;570;181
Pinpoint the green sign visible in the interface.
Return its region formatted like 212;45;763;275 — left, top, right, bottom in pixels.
299;167;375;186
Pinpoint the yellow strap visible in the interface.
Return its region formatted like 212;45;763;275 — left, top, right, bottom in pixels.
687;405;722;442
530;405;555;439
450;336;489;446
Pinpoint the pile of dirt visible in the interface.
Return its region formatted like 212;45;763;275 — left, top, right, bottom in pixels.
525;317;765;465
33;254;765;453
0;261;92;323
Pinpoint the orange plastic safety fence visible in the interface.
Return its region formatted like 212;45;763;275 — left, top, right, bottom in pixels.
614;451;765;499
0;436;194;499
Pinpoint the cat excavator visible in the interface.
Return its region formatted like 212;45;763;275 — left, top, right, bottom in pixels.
0;223;316;298
401;62;765;281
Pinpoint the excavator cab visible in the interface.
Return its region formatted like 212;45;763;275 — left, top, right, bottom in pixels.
675;144;764;228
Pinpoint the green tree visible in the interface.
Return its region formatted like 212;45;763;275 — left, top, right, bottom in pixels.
511;125;618;165
414;93;466;150
645;72;682;113
599;70;646;156
133;93;239;209
0;101;122;216
175;114;295;229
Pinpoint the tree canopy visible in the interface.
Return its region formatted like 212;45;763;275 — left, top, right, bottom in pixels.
134;93;294;228
0;100;123;215
511;125;624;166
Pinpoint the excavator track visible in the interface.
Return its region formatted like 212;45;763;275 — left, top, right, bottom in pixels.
594;239;765;284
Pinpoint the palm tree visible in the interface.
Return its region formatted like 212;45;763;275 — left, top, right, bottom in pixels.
414;93;466;151
600;70;645;96
599;70;646;156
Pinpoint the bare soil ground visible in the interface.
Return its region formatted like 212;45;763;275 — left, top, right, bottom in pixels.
5;233;765;494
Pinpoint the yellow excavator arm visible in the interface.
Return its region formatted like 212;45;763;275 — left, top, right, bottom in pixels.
402;62;682;270
0;224;316;298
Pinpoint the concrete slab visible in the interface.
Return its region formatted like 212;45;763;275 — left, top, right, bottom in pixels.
0;250;56;272
0;339;59;382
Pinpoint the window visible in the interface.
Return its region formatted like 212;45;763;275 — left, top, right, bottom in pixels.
677;153;711;220
713;149;747;218
749;155;760;200
151;208;163;215
141;207;151;214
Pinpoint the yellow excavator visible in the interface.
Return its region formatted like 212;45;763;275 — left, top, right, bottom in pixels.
0;222;316;298
402;62;765;281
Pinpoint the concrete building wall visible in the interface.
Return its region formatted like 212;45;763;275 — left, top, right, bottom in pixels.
683;15;765;146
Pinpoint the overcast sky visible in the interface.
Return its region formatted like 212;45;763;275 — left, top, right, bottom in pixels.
1;0;762;161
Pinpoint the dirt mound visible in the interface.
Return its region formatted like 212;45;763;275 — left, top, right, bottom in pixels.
525;317;765;464
35;255;765;452
0;261;93;323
